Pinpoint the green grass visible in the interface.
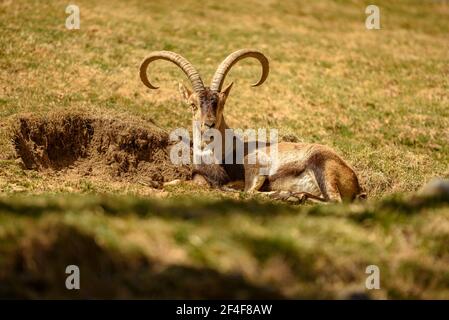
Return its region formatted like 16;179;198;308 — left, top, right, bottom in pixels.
0;0;448;298
0;191;448;299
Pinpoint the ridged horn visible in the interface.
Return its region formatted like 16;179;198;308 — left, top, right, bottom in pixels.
140;51;205;94
210;49;269;92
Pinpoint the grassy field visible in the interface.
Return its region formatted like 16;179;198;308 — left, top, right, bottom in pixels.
0;0;448;299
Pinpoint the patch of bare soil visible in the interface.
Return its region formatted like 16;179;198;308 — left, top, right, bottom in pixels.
12;112;191;185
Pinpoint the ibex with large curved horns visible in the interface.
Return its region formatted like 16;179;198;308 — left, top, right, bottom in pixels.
140;49;366;202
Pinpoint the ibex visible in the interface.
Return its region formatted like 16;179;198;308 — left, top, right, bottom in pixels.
140;49;366;202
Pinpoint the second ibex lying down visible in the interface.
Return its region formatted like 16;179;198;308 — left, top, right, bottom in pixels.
140;49;366;202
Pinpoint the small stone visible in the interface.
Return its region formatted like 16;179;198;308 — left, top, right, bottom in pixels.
11;184;26;192
163;179;182;187
14;158;25;169
286;196;299;203
418;179;449;198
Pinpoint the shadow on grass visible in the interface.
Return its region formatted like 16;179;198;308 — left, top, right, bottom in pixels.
1;192;448;227
0;195;291;219
237;234;322;282
0;223;285;299
306;193;449;227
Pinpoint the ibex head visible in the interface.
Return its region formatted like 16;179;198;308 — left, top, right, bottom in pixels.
140;49;269;134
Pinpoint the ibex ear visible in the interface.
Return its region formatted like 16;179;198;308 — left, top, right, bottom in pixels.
178;83;192;104
219;82;233;103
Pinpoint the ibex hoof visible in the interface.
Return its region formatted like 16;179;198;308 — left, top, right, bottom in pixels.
268;191;307;204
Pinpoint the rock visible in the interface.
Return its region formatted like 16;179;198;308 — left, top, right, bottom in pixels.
163;179;182;187
417;178;449;198
286;196;299;203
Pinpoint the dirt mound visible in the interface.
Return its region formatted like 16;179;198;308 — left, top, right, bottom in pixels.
12;113;191;184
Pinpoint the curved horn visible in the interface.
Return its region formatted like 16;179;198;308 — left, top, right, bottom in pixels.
139;51;205;94
210;49;269;92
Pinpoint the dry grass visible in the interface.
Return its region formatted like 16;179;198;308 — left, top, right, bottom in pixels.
1;0;448;197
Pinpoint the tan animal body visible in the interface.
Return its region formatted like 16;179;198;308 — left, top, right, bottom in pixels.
140;49;366;202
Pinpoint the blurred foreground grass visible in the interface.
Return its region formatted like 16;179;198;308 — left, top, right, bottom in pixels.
1;189;448;299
